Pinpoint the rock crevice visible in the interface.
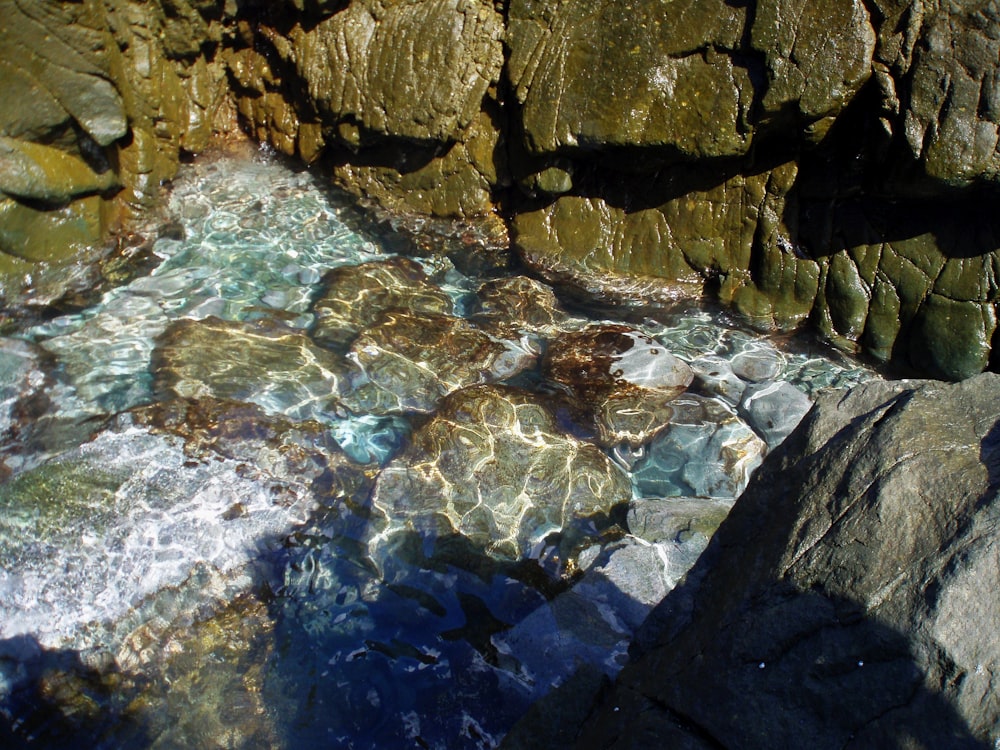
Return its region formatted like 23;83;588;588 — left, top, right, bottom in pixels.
3;0;1000;378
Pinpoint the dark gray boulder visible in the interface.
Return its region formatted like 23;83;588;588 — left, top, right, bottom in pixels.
571;374;1000;748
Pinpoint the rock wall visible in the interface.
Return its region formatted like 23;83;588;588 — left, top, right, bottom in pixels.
3;0;1000;379
0;0;236;289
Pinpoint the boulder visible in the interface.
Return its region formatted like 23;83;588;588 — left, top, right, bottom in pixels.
543;324;694;446
153;316;357;421
342;310;536;415
370;385;632;561
309;257;453;350
572;374;1000;748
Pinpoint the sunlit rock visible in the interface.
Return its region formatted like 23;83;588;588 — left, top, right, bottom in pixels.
627;496;735;583
342;311;535;415
543;324;694;446
154;316;357;422
469;275;581;340
730;341;784;383
688;355;746;405
310;257;453;350
370;385;632;561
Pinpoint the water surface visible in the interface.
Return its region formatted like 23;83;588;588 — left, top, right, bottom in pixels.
0;150;878;748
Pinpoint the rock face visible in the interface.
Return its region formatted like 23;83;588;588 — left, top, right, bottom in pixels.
570;374;1000;748
0;0;235;288
5;0;1000;379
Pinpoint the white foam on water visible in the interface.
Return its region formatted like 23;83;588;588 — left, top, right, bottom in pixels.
0;426;317;650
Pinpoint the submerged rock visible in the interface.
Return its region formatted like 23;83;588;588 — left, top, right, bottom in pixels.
739;379;814;448
470;275;581;340
576;374;1000;748
154;316;357;421
543;325;694;447
342;310;535;415
370;385;632;561
310;257;453;350
630;408;766;500
0;338;48;443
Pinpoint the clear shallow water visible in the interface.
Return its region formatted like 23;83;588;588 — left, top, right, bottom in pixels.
0;151;879;748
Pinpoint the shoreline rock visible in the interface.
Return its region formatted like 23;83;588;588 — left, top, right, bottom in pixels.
3;0;999;379
538;374;1000;748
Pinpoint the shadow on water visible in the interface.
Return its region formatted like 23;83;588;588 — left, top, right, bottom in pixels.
0;494;592;748
0;636;150;749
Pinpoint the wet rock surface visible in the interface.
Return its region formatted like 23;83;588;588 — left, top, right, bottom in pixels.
343;310;535;415
544;324;695;447
2;0;1000;378
310;256;453;350
568;375;1000;748
371;385;633;561
154;315;357;421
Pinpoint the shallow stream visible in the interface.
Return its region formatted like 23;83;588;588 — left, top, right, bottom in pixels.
0;150;878;748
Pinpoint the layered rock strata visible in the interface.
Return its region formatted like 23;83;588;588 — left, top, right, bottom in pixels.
3;0;1000;378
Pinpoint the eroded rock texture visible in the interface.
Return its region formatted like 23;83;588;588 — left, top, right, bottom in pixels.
0;0;234;294
567;375;1000;748
5;0;1000;378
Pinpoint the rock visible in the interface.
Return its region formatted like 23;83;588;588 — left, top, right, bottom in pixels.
688;355;746;405
751;0;875;137
342;310;536;415
507;0;751;159
290;0;503;143
899;1;1000;190
370;385;632;561
627;496;733;588
544;324;694;446
493;536;671;702
574;538;673;632
574;374;1000;748
0;137;119;204
0;0;127;148
153;316;356;421
470;275;579;340
310;257;453;350
739;380;814;448
729;342;784;383
630;407;766;499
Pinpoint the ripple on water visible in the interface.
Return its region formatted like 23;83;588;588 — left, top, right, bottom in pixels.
0;153;882;748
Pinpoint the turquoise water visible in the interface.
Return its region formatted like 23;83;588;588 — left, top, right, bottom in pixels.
0;150;878;748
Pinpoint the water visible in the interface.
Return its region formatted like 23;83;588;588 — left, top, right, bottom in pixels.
0;149;879;748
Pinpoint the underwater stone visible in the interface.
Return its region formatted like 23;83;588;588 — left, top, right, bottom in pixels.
730;342;784;383
544;324;694;447
0;338;48;443
631;413;766;500
154;316;357;422
739;380;814;448
689;355;746;405
470;275;580;340
370;385;632;561
342;311;535;415
310;257;453;350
